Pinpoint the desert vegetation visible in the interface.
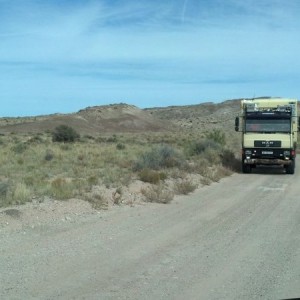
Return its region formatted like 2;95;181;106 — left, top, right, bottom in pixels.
0;125;239;208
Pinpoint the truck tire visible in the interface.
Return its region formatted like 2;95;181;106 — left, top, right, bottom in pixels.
286;160;295;174
242;163;251;173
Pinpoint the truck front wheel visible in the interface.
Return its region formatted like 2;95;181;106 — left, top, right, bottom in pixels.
286;160;295;174
242;163;251;173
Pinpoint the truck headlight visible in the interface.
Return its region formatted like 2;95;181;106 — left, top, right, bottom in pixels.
245;150;252;159
284;151;290;159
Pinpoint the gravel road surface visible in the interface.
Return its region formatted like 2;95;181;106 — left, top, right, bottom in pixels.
1;161;300;300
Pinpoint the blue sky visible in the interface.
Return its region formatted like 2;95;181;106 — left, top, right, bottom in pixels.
1;0;300;116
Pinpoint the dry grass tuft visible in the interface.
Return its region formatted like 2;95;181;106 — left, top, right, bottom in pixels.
200;177;211;186
85;190;108;210
141;184;174;204
138;169;167;184
174;179;198;195
12;183;32;204
50;178;74;200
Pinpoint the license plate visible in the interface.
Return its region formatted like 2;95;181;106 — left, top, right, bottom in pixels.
262;151;273;155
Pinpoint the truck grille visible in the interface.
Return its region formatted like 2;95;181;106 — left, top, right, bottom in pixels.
254;140;282;147
251;148;284;159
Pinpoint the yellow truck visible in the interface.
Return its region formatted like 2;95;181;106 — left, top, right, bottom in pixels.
235;98;299;174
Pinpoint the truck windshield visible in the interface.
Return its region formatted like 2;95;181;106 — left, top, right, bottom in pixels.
245;118;291;133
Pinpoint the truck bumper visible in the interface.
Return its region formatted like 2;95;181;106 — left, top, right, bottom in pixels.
244;158;293;165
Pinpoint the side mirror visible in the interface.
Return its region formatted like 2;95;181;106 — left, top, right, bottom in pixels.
235;117;239;132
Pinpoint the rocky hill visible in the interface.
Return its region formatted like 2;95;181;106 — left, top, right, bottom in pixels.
0;104;171;135
0;100;242;135
146;100;240;132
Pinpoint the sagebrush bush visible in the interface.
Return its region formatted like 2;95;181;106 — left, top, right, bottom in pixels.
0;182;9;199
221;149;240;171
60;143;72;151
106;135;118;143
141;184;174;204
202;148;221;165
45;149;55;161
27;135;44;144
50;178;74;199
116;143;126;150
87;175;98;185
11;142;27;154
216;165;233;178
85;192;108;210
52;125;80;143
175;179;198;195
138;169;167;184
134;144;185;171
200;177;211;186
204;166;230;182
187;139;221;156
205;129;226;146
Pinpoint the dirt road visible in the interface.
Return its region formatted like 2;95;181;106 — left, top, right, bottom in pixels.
1;162;300;300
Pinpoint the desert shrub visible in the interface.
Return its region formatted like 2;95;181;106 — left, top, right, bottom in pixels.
12;183;32;204
203;166;231;182
221;149;240;171
52;125;80;143
106;135;117;143
112;187;122;205
96;136;106;143
50;178;74;199
138;169;167;184
85;192;108;210
44;149;55;161
27;135;44;144
195;162;211;177
0;182;9;199
187;157;209;174
200;177;211;186
175;179;198;195
141;184;174;204
158;172;167;181
116;143;126;150
77;154;85;161
83;135;95;141
23;176;35;186
159;144;183;167
11;142;27;154
205;129;226;146
216;165;233;178
134;144;185;171
17;158;24;165
87;175;98;185
60;144;71;151
202;148;221;165
187;139;221;156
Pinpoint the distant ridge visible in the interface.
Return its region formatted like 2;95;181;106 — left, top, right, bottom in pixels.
0;99;273;135
0;103;171;135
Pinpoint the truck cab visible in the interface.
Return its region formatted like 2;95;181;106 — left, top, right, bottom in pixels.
235;98;299;174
